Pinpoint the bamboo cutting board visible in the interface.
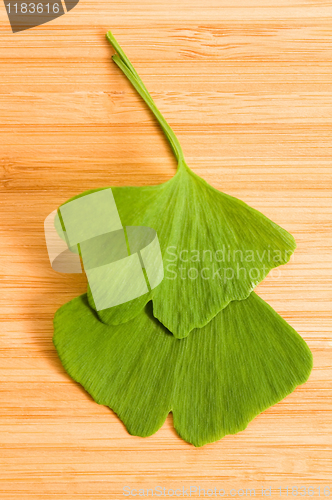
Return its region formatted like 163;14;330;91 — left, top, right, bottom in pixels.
0;1;331;498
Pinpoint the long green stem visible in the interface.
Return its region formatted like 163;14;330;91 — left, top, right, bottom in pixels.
111;55;181;162
106;31;185;166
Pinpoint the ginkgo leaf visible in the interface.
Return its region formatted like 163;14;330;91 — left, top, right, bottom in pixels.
54;32;296;338
53;292;313;447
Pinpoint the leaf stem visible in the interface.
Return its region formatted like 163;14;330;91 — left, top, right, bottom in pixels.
106;31;185;166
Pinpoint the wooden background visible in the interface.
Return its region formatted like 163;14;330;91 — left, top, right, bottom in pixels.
0;0;331;498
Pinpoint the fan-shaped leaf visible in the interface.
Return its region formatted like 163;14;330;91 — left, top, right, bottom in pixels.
55;33;296;338
53;293;312;447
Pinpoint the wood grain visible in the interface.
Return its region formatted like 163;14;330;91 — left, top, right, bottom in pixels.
0;1;331;498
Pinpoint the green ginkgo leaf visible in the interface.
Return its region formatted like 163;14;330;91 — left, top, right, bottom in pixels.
55;32;296;338
53;292;313;447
